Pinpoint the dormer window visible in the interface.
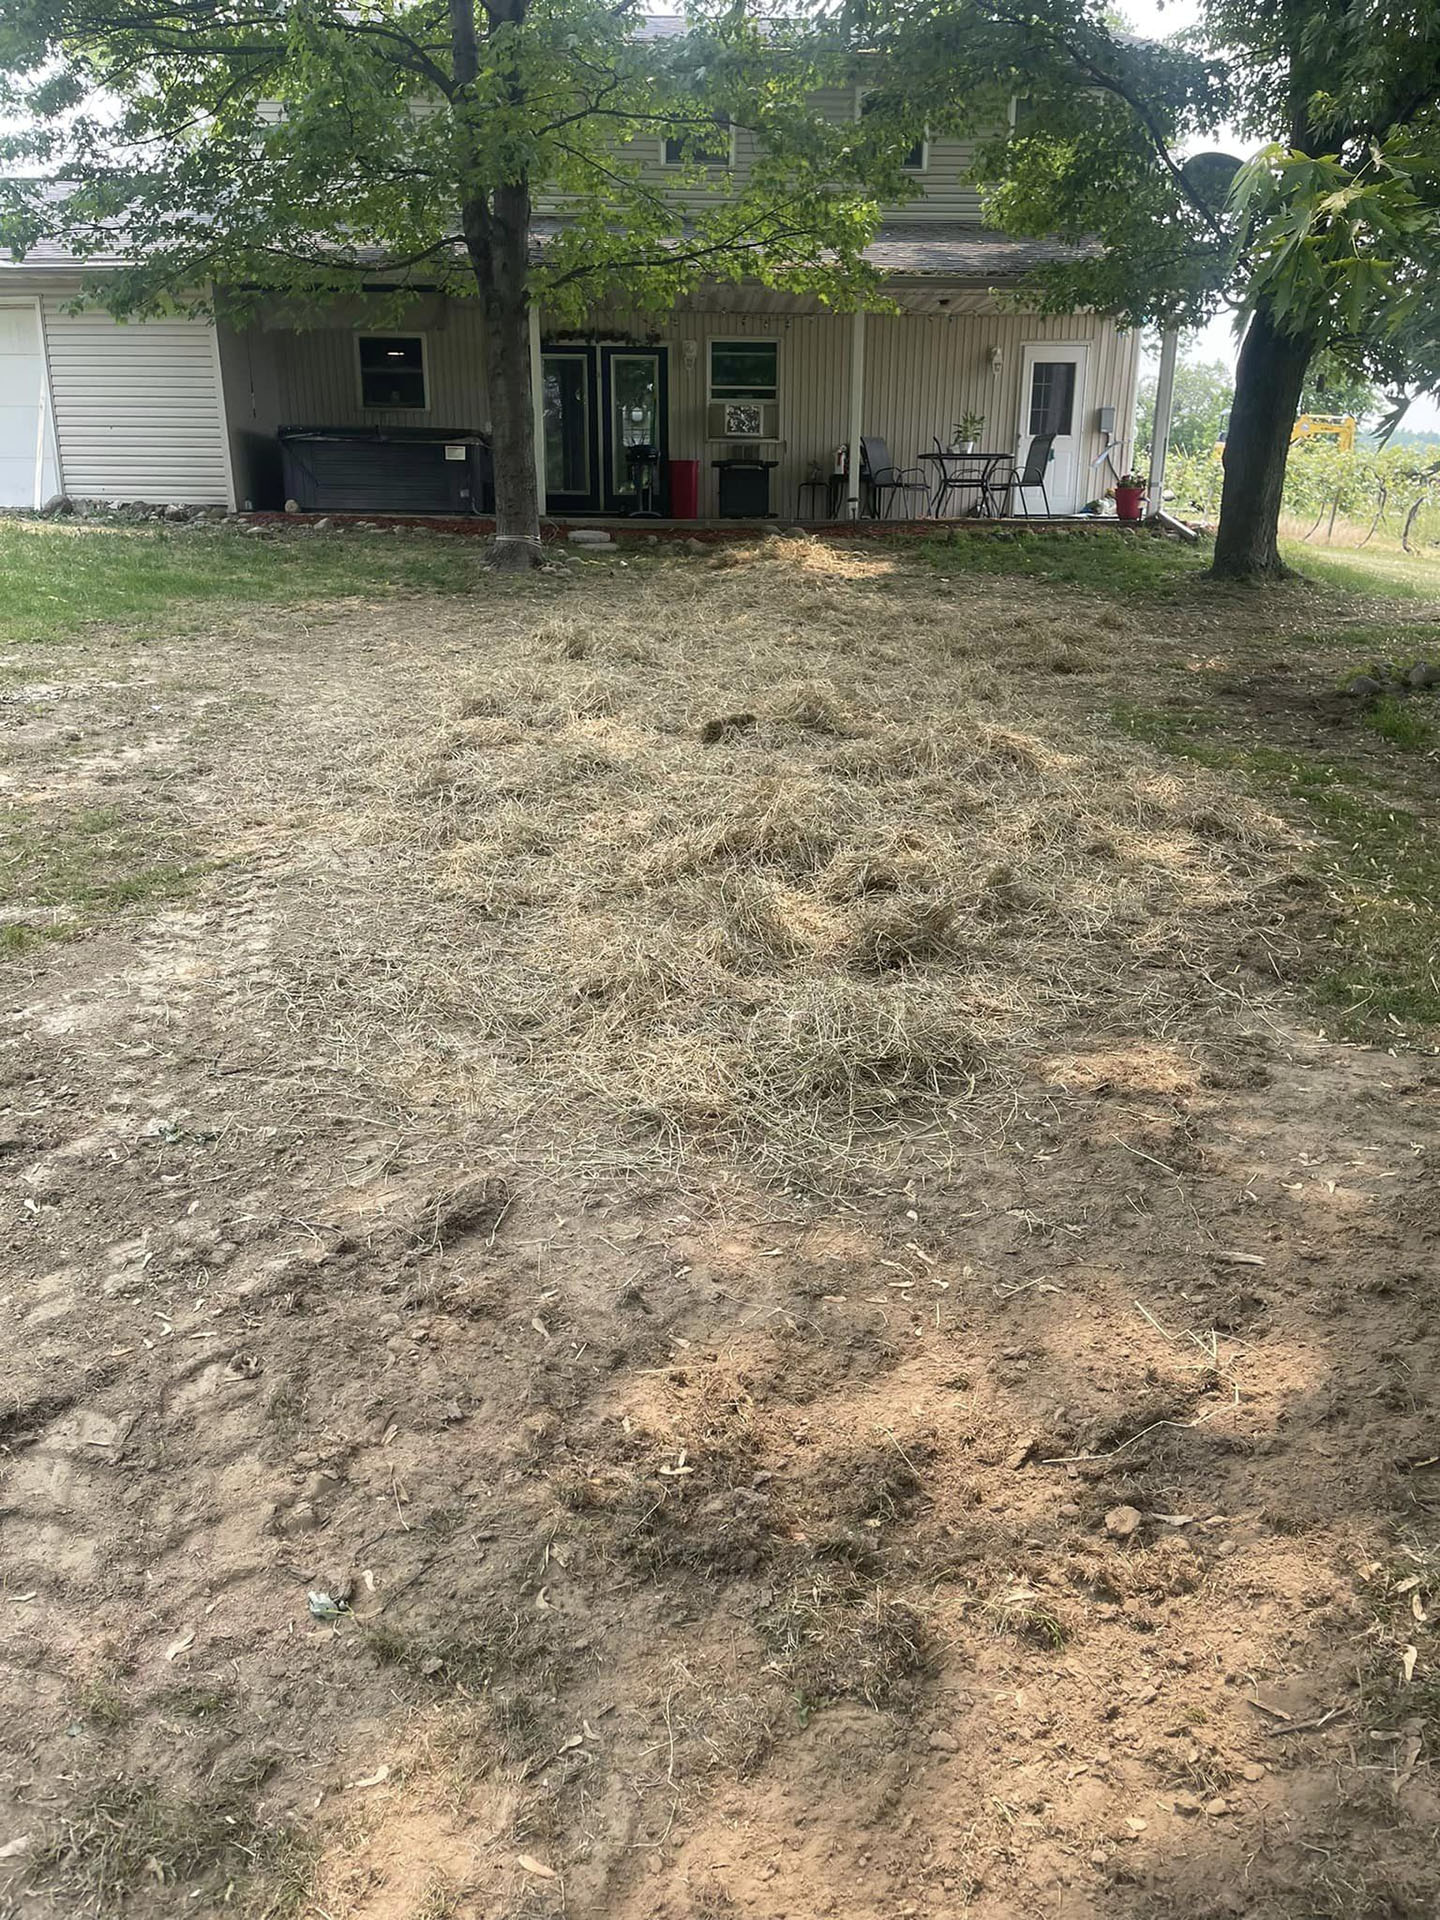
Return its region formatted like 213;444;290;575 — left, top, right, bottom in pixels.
662;115;732;168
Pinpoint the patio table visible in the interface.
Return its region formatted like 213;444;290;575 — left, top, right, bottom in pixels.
919;450;1010;519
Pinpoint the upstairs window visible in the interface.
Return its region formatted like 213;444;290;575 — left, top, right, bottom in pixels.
358;334;427;410
709;340;778;402
662;115;732;168
858;91;926;171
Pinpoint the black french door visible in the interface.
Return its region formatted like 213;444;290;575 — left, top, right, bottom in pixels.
539;343;669;515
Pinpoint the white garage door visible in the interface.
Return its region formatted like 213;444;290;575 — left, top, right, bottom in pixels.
42;305;232;505
0;302;47;509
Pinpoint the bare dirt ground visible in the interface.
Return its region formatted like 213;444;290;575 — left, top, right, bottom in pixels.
3;533;1439;1920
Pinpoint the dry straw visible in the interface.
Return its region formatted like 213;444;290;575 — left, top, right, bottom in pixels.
358;538;1295;1182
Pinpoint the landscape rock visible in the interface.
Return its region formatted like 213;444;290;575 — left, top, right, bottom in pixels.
1172;1792;1203;1816
1406;661;1439;688
1104;1504;1143;1540
284;497;302;514
41;493;75;518
928;1730;959;1753
567;529;613;547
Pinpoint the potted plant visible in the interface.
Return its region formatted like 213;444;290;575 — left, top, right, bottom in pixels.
951;411;986;454
1114;469;1147;522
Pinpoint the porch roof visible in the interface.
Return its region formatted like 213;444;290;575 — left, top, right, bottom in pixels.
863;223;1091;281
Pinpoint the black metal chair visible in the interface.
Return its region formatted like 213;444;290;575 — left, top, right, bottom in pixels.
990;432;1056;517
860;436;930;520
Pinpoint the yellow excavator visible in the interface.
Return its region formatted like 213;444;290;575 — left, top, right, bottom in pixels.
1215;414;1357;454
1290;414;1357;451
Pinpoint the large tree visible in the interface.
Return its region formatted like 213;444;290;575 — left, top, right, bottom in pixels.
0;1;928;564
851;0;1440;580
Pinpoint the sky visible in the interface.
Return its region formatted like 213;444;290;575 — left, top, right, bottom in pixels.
1122;0;1440;433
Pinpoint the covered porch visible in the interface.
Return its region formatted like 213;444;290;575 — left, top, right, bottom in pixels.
217;231;1140;521
530;231;1140;524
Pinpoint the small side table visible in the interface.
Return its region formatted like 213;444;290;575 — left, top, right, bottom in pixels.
796;474;846;521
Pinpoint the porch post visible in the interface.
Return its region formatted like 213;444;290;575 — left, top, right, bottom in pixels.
846;307;865;520
528;300;546;511
1147;328;1179;519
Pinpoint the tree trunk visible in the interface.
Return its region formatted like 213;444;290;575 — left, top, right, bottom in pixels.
1209;304;1316;582
465;188;542;570
450;0;542;570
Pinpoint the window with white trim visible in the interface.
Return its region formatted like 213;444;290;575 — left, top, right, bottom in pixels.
662;115;732;168
357;334;427;410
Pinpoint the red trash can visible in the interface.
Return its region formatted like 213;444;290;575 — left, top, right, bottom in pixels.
669;457;700;520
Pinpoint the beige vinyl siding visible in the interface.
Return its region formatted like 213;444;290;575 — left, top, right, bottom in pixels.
906;141;983;221
601;303;1138;518
540;83;992;224
263;307;489;429
41;303;232;504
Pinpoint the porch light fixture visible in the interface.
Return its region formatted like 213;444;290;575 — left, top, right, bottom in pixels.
682;339;699;371
989;345;1004;374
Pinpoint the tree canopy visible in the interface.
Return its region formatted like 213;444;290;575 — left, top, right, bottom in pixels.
0;0;944;555
850;0;1440;574
0;1;934;319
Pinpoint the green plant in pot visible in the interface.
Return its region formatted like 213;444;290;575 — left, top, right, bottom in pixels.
951;411;986;454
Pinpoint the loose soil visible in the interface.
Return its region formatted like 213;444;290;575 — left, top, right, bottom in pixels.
2;532;1439;1920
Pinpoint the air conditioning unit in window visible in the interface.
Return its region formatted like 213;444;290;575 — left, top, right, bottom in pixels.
707;400;779;439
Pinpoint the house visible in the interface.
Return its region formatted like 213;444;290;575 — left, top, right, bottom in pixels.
0;39;1140;522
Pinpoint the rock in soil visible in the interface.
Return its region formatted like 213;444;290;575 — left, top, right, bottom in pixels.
1104;1503;1143;1540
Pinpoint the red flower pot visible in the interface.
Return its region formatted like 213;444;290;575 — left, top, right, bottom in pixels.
1115;484;1146;523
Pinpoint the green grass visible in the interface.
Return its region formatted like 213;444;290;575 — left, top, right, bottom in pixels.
0;518;486;645
1114;702;1440;1032
921;525;1206;595
920;523;1440;606
2;802;209;951
1284;540;1440;600
1362;694;1437;751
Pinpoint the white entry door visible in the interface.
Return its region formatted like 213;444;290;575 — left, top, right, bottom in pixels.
0;303;54;509
1017;342;1090;514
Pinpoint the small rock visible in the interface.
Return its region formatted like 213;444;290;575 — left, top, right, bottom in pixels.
1105;1504;1143;1540
41;493;75;518
1344;674;1384;697
1241;1762;1266;1782
1205;1796;1229;1817
1058;1501;1082;1518
1406;661;1439;688
567;528;612;546
163;503;191;522
1172;1792;1202;1816
684;536;708;554
928;1730;959;1753
313;517;333;532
